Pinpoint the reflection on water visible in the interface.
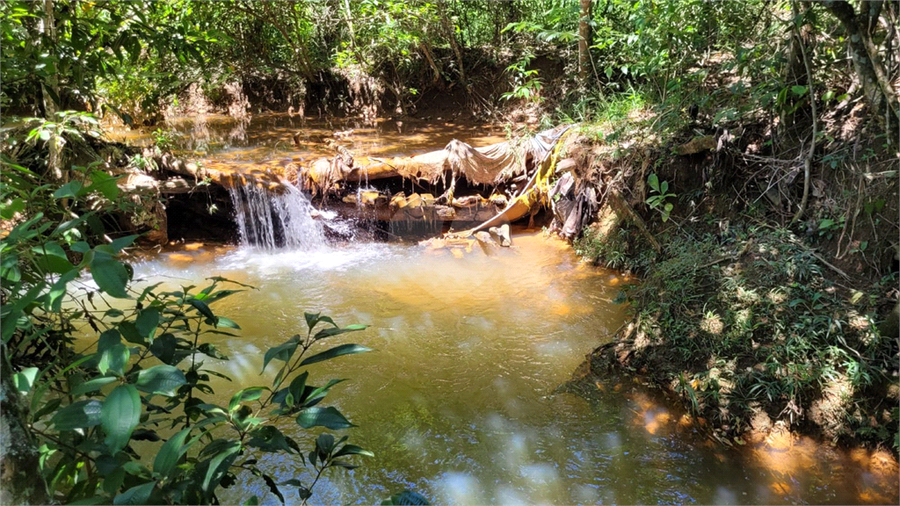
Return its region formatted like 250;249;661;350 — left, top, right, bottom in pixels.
106;113;510;177
121;233;898;505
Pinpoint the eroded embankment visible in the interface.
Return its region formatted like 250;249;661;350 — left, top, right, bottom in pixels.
564;125;899;457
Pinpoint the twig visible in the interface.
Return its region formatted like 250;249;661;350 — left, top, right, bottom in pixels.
812;252;851;280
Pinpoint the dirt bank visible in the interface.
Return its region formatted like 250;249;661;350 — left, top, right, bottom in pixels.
560;116;898;454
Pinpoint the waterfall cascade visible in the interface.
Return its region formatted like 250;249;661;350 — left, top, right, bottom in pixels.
228;183;326;249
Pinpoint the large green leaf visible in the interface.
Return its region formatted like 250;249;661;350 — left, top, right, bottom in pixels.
246;426;295;453
45;269;79;312
52;399;103;430
90;250;130;299
153;427;194;478
201;441;242;493
136;365;186;396
228;386;266;412
188;298;215;322
299;344;372;367
148;333;177;364
72;376;118;397
98;343;130;376
261;337;299;373
12;367;39;395
296;406;355;430
89;169;121;201
102;384;141;454
52;181;85;199
134;308;159;341
113;481;156;505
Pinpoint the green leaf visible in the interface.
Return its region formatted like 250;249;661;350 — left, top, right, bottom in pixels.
12;367;39;395
647;173;660;192
261;337;299;373
153;427;194;478
102;384;141;454
135;308;159;341
98;343;129;376
0;197;24;220
313;324;368;340
149;333;177;364
228;387;266;412
791;85;808;96
303;378;346;407
52;399;103;430
90;251;130;299
201;441;241;493
45;269;79;312
299;344;372;367
247;426;294;453
198;342;229;360
216;316;241;329
136;365;186;396
333;444;374;458
32;241;74;274
316;433;335;456
304;312;321;331
89;170;121;201
113;481;156;505
53;181;84;199
296;406;355;430
72;376;118;397
188;298;215;322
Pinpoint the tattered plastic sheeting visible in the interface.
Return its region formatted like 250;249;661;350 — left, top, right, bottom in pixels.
299;125;573;192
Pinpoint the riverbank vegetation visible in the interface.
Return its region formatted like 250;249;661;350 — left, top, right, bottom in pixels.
2;0;898;503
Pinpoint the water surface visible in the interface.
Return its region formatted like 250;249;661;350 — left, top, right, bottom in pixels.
124;235;898;505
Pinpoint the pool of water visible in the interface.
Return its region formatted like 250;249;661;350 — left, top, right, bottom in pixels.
118;234;898;505
106;113;510;177
99;113;898;504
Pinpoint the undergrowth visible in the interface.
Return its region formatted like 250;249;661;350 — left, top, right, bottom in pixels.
585;224;899;451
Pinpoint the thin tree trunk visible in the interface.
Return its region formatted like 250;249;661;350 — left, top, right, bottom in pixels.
438;3;467;88
824;1;899;124
420;40;443;86
342;0;365;66
42;0;62;179
579;0;593;81
790;0;817;226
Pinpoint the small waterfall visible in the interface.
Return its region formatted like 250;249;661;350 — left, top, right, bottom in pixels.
229;183;326;249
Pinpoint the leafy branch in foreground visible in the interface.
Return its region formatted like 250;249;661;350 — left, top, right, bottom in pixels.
1;144;373;504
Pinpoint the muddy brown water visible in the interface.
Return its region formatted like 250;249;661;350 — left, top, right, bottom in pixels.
100;115;897;504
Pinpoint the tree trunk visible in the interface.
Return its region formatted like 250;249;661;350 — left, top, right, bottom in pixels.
1;354;51;505
41;0;62;179
579;0;593;81
824;1;899;125
782;1;812;130
438;3;467;88
419;41;444;87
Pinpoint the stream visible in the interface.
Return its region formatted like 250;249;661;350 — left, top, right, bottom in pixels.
107;115;897;505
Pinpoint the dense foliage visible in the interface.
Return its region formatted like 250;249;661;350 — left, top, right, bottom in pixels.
1;149;379;504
